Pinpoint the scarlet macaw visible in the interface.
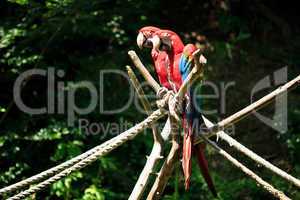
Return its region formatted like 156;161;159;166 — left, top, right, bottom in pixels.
137;26;217;196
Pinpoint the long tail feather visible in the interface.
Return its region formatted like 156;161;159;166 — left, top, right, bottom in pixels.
182;116;193;190
179;44;217;194
194;144;218;197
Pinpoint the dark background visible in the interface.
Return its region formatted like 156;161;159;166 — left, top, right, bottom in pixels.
0;0;299;199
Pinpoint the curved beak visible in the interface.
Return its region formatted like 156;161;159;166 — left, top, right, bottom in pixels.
151;35;161;51
137;32;145;49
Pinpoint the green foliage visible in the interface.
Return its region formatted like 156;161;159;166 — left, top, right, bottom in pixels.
0;106;6;113
8;0;28;5
51;171;83;198
51;140;83;161
0;28;26;49
81;185;105;200
0;163;29;184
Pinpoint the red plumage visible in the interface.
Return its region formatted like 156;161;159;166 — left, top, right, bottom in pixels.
138;27;217;196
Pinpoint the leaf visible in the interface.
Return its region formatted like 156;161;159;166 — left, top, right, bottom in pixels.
7;0;28;5
82;185;105;200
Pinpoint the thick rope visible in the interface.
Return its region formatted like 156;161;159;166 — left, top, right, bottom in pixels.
1;137;114;195
202;116;300;189
5;109;166;200
3;54;299;199
201;136;291;200
218;131;300;188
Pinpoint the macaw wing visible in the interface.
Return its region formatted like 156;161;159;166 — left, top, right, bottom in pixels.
179;44;197;190
179;44;217;196
179;44;197;80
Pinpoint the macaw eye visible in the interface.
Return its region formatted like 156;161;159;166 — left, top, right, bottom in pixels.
159;44;171;51
144;39;153;48
161;37;172;48
160;37;172;51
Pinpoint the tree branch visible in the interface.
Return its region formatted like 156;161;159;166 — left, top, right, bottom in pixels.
127;66;165;200
126;65;163;143
146;117;180;200
128;51;161;93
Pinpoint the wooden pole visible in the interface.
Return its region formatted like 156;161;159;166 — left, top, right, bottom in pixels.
146;117;180;200
127;66;165;200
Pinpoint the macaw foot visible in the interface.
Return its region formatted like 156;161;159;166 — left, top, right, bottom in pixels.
156;87;169;99
156;88;172;110
155;87;183;121
168;94;183;122
199;54;207;64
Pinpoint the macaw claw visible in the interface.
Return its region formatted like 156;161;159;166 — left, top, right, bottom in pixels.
156;90;172;109
199;54;207;64
168;95;183;122
156;87;169;99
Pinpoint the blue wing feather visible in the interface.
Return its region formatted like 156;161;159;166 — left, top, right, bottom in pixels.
179;49;201;122
179;54;192;81
179;45;217;196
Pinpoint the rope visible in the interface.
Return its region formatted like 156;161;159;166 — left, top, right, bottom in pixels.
4;109;166;200
2;50;299;199
1;139;112;195
201;136;291;200
202;115;300;189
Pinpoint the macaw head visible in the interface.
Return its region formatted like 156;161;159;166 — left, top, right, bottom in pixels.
137;26;161;50
154;30;185;54
137;26;184;54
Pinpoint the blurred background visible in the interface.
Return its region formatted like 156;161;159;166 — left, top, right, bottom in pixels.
0;0;299;199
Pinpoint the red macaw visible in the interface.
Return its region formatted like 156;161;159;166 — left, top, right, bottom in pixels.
137;26;173;90
137;26;217;196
